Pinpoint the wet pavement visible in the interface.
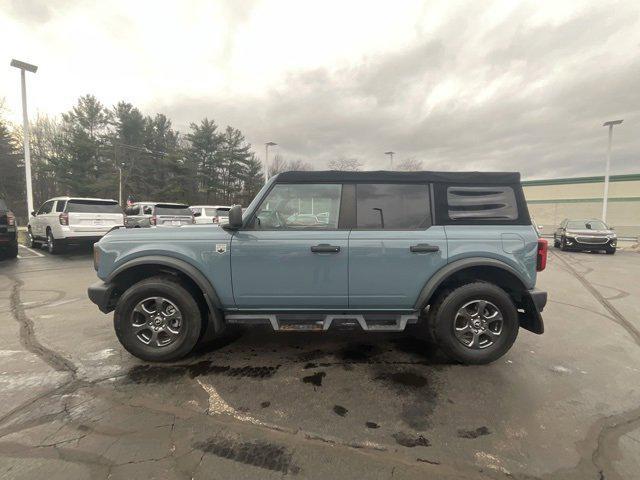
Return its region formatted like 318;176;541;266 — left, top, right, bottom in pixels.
0;245;639;479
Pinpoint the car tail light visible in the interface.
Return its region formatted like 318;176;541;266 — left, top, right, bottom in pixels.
150;216;157;226
536;238;548;272
6;211;15;226
59;212;69;226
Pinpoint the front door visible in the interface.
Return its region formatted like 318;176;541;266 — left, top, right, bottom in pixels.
348;183;448;310
231;183;348;309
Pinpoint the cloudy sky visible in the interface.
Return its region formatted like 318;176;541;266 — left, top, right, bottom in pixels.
1;0;639;178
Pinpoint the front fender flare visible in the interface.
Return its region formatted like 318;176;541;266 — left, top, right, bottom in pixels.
107;255;224;336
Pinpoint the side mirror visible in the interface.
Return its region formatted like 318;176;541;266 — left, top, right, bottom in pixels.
193;211;201;217
610;226;615;230
31;211;36;217
226;205;243;229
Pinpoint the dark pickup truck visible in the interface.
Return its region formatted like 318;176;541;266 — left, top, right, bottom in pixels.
0;199;18;259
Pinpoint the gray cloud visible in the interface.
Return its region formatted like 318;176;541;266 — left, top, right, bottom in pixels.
91;1;640;179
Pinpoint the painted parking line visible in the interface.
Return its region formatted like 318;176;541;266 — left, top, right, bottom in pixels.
17;244;45;258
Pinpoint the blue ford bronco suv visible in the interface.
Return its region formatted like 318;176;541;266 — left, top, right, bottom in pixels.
88;171;548;364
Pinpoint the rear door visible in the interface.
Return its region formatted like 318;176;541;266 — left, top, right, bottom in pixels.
231;183;349;308
66;200;124;233
154;205;194;226
348;183;448;310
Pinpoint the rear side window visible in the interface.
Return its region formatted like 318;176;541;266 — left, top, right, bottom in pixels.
55;201;66;212
66;200;122;213
215;208;230;216
446;186;518;221
125;205;140;215
356;184;430;229
155;206;192;216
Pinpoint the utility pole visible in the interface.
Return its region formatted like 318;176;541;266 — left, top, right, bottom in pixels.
10;59;38;216
601;120;623;222
384;151;395;170
265;141;277;182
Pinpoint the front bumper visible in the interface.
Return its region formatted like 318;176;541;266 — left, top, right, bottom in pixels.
88;280;116;313
564;236;616;250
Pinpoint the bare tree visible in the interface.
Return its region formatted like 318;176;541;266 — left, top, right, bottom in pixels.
268;155;314;176
396;157;423;171
328;157;362;171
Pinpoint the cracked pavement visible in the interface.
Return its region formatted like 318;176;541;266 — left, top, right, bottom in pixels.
0;247;639;479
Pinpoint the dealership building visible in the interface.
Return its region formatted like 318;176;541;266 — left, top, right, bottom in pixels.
522;173;640;238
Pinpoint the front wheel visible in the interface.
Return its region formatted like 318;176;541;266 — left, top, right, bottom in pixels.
27;228;40;249
606;247;616;255
427;282;519;365
560;236;568;251
114;276;202;361
46;230;64;254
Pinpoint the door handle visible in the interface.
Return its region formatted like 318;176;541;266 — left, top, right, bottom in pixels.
311;244;341;253
410;244;440;253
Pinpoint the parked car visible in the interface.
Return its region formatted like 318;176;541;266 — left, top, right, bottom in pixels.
189;205;232;225
124;202;194;228
88;170;547;364
28;197;124;254
553;218;617;254
0;199;18;259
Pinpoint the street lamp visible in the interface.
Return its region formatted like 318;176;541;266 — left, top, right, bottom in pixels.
265;141;277;182
384;151;395;170
10;59;38;216
602;120;623;222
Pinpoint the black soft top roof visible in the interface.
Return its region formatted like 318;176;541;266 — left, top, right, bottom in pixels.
275;170;521;184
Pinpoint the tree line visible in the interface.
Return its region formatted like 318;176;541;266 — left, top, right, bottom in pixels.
1;95;427;221
0;95;264;220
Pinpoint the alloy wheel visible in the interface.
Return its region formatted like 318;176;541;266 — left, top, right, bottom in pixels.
453;299;503;349
130;296;183;348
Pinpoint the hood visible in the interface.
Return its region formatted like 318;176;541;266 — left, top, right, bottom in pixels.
100;224;233;243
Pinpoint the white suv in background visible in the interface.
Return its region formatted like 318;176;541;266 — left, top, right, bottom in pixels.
189;205;232;224
28;197;124;254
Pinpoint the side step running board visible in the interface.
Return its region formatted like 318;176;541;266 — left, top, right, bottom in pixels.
224;313;419;332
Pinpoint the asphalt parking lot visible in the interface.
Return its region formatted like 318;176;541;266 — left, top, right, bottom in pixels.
1;244;639;480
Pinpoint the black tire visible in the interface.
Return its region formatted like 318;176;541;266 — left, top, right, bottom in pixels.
114;276;202;362
27;228;41;249
560;236;568;251
427;282;519;365
6;242;18;259
46;230;64;254
606;247;616;255
553;235;560;248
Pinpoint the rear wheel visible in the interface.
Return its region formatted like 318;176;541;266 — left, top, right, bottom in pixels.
6;242;18;259
114;276;202;361
427;282;519;365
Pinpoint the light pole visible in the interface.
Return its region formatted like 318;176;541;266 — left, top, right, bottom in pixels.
10;59;38;216
265;141;277;182
601;120;623;222
117;162;125;206
384;151;395;170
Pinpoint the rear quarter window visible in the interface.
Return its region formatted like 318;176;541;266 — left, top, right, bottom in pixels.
435;183;530;225
66;201;122;214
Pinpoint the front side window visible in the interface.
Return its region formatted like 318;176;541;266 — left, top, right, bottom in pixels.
356;184;430;229
38;201;54;215
252;184;342;230
446;186;518;221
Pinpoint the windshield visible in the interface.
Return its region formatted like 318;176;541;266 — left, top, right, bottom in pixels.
567;220;608;230
155;206;192;216
66;200;122;213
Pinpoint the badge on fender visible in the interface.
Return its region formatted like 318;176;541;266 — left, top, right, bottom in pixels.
216;244;227;254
